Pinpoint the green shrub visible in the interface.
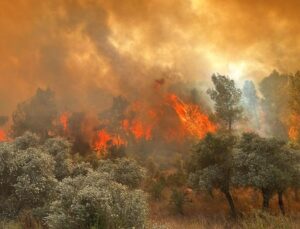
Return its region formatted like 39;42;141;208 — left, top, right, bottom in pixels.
45;171;148;229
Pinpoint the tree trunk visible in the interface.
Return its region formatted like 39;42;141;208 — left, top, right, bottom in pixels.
262;189;271;210
224;191;236;218
228;118;232;132
278;191;285;215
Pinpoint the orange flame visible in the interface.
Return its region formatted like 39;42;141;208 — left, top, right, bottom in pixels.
0;129;7;142
93;129;126;156
289;114;300;141
167;94;217;139
94;129;111;151
122;119;152;140
59;112;69;132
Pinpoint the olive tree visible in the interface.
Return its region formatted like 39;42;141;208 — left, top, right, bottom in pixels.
234;133;299;214
97;158;146;189
188;133;237;217
45;171;148;229
11;88;57;139
0;133;57;218
43;137;73;180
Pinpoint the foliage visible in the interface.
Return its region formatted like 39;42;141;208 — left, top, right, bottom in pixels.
0;133;148;228
13;132;40;150
234;132;300;212
45;171;148;229
43;137;73;180
0;135;57;219
259;70;289;139
207;74;243;131
70;161;93;177
0;115;8;126
11;88;57;139
97;158;146;189
188;133;237;217
288;71;300;143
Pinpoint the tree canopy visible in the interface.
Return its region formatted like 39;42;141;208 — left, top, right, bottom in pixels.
188;133;237;217
207;74;243;132
11;88;57;139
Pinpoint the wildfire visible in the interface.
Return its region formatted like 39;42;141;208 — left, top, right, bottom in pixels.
59;112;69;132
289;114;300;141
120;101;157;141
94;129;126;156
0;129;7;142
167;94;217;139
56;92;217;157
122;119;152;140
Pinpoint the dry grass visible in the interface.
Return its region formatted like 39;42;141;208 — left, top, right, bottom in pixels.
150;213;300;229
0;221;21;229
149;187;300;229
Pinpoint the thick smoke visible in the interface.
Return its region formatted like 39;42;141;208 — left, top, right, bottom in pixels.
1;0;300;115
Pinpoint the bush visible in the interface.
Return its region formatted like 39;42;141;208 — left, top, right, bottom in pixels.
43;137;73;180
97;158;146;189
45;171;148;229
0;137;57;219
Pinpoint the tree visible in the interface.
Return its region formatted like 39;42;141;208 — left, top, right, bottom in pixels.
43;137;73;180
0;133;57;218
259;70;289;140
188;133;237;217
234;133;299;214
207;74;243;132
11;88;57;139
13;147;57;211
0;115;8;126
45;171;148;229
97;158;146;189
288;71;300;143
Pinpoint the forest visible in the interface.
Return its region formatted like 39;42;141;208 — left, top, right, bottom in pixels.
0;71;300;228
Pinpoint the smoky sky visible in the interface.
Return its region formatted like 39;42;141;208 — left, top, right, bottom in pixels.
0;0;300;115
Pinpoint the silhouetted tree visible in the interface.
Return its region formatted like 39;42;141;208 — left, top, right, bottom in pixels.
288;71;300;143
207;74;243;132
0;115;8;126
259;70;289;139
11;88;57;139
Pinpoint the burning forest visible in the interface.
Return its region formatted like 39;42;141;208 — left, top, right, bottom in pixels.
0;0;300;228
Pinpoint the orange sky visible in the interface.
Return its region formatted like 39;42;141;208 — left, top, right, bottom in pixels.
1;0;300;115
